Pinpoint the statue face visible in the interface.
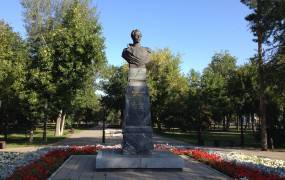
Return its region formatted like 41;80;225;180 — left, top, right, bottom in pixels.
132;31;141;44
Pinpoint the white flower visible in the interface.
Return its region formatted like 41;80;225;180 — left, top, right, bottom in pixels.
214;151;285;177
0;146;70;179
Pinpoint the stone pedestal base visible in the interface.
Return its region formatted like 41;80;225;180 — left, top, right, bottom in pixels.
123;84;153;155
95;149;184;170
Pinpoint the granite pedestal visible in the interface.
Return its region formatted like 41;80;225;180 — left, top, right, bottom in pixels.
95;149;184;170
122;82;153;155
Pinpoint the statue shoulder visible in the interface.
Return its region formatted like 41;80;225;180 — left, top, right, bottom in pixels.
123;44;134;52
145;47;152;53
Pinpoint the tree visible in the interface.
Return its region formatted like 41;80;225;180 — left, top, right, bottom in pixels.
241;0;285;150
101;65;128;126
0;21;27;140
201;51;237;130
22;0;106;137
187;69;211;145
147;48;189;131
228;65;256;147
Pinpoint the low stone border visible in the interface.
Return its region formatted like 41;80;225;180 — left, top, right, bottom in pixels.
47;155;73;180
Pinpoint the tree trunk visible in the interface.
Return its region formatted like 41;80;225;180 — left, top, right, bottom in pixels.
236;116;239;131
157;117;162;132
4;132;8;142
4;123;8;142
240;115;244;147
197;126;203;145
257;24;268;151
120;108;123;128
3;120;8;142
55;110;62;136
43;120;47;143
29;130;34;143
244;114;249;130
251;113;256;133
102;115;106;144
226;115;230;130
77;115;80;128
60;113;66;136
223;117;226;131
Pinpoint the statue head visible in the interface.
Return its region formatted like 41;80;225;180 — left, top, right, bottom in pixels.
131;29;142;44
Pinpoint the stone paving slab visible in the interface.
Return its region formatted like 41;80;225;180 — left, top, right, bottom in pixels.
49;155;231;180
96;149;184;169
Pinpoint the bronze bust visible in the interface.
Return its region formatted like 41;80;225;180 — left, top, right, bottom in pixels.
121;29;153;155
122;29;151;68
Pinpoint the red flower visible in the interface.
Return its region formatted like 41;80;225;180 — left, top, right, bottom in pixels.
8;146;98;179
8;145;285;180
170;147;285;180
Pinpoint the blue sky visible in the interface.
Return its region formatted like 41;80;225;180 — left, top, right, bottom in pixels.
0;0;256;74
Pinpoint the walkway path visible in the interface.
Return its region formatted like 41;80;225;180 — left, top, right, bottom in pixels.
1;128;285;161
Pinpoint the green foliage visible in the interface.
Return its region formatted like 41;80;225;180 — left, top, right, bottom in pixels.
242;0;285;148
147;48;189;130
0;20;28;136
101;65;128;124
21;0;106;126
187;69;212;131
241;0;285;47
201;51;237;124
228;63;258;115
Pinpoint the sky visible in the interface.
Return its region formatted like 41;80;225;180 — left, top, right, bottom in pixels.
0;0;256;74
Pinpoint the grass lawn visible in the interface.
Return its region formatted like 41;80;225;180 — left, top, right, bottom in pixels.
0;126;81;148
155;129;263;148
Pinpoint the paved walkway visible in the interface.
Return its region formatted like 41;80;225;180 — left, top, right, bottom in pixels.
1;128;285;161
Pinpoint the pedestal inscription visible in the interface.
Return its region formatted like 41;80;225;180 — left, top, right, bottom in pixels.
122;84;153;155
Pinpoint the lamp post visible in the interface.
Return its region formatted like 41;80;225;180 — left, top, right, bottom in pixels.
102;110;106;144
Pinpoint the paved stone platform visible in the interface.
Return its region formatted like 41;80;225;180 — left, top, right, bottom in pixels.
49;155;230;180
96;149;184;169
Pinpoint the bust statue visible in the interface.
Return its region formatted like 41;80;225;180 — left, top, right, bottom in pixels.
121;29;153;155
122;29;151;69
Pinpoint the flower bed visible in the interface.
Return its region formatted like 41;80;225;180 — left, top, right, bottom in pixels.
2;144;122;179
1;147;64;179
216;151;285;178
0;152;26;179
2;144;285;180
4;146;97;180
168;146;285;180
